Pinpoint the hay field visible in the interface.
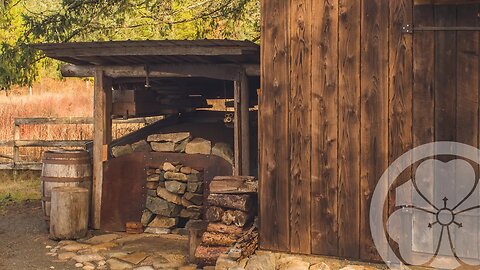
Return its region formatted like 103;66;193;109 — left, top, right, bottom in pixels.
0;78;143;204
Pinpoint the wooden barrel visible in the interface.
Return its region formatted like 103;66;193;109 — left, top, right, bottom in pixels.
50;186;89;240
41;149;92;223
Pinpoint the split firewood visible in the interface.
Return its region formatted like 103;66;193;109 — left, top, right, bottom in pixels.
210;176;258;194
207;223;244;235
205;206;224;222
201;231;238;246
222;210;253;227
206;194;254;211
239;232;258;258
221;210;235;225
233;224;259;259
194;245;229;265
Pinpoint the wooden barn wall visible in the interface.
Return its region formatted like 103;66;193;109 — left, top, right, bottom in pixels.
260;0;479;261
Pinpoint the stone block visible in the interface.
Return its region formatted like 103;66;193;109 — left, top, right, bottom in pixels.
244;254;276;270
147;174;161;182
212;143;234;165
164;172;188;181
310;263;330;270
175;138;189;152
187;181;204;193
185;138;211;155
148;216;178;229
163;162;177;172
111;145;133;158
146;181;159;190
143;227;171;235
180;166;193;174
157;187;183;205
106;258;133;270
145;196;182;216
141;210;154;226
147;132;191;143
184;192;203;205
132;140;151;152
165;181;187;195
179;209;201;219
151;142;176;152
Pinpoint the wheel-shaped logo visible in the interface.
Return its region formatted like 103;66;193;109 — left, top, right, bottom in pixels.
371;142;480;269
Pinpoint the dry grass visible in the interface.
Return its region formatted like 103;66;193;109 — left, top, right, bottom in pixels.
0;78;149;205
0;78;144;162
0;171;41;207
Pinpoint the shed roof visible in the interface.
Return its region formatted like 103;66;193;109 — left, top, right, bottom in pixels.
32;39;260;66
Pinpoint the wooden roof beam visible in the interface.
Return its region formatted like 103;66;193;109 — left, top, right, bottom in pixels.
43;46;255;58
61;64;260;81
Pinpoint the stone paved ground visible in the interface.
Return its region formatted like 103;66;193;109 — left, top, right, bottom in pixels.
50;232;193;269
0;200;195;270
215;250;389;270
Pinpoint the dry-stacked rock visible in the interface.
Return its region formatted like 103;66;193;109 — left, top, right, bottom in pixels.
142;162;205;234
111;132;234;166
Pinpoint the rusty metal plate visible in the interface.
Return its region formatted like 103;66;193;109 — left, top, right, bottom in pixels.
101;151;232;232
101;152;146;232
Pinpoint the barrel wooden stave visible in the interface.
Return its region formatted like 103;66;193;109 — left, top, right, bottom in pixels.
49;186;89;240
41;149;92;222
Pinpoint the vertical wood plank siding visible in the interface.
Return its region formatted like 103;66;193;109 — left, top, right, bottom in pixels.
388;0;413;262
337;0;361;259
289;0;312;254
259;0;291;252
311;0;339;256
260;0;480;261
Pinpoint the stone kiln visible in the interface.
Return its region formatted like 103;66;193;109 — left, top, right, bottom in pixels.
102;131;234;233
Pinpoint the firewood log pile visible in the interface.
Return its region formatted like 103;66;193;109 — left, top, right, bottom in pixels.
194;176;258;265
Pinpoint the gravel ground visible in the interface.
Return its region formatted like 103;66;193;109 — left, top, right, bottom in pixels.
0;200;77;270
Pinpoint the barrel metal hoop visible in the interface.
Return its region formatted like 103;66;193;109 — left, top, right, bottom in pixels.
42;158;91;165
43;151;89;159
41;176;91;183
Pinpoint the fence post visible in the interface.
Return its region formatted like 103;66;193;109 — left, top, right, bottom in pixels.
13;120;20;180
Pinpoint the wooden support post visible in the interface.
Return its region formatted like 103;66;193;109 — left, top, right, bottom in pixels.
233;70;251;176
234;80;242;176
92;69;112;229
240;72;250;176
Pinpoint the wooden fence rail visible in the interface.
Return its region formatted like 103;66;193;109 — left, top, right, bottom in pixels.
0;116;161;171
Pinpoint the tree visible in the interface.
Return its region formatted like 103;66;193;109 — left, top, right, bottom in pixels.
0;0;260;90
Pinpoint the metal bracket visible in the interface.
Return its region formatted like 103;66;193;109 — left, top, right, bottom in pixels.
402;24;413;34
144;65;151;88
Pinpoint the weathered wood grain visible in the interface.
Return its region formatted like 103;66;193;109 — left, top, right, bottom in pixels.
337;0;361;259
259;0;290;252
388;0;413;262
360;0;389;262
455;4;479;260
412;4;435;256
434;8;457;258
435;6;457;144
92;69;112;229
310;0;339;256
289;0;312;254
